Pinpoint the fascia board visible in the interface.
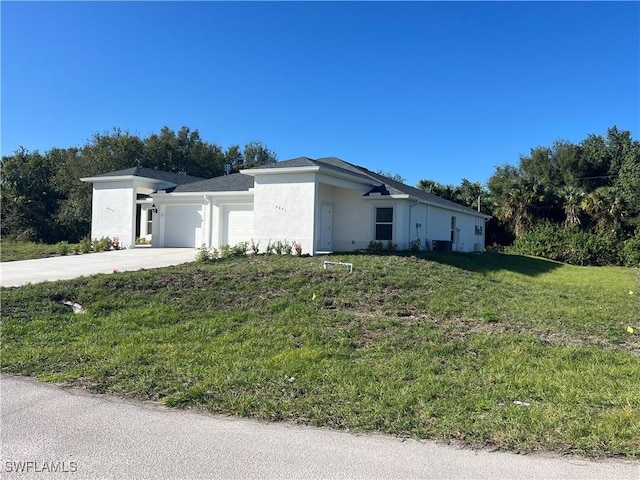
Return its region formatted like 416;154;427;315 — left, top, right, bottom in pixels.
409;195;491;219
80;175;168;184
240;166;320;176
363;194;410;200
152;191;253;198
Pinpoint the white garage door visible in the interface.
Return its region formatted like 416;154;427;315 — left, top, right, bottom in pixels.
224;205;254;247
164;205;203;247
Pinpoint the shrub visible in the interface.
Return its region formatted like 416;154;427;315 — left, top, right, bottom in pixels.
366;241;384;253
409;239;422;252
249;239;260;255
56;241;69;256
219;244;231;259
621;232;640;267
92;236;112;252
79;237;91;254
196;244;213;263
508;223;623;266
230;242;248;257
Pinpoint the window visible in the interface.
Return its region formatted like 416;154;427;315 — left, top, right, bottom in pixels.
147;209;153;234
375;207;393;240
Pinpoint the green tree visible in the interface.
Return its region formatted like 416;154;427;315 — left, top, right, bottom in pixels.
241;141;278;170
0;148;63;242
142;126;226;178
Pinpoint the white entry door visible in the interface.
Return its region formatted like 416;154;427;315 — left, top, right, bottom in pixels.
319;204;333;251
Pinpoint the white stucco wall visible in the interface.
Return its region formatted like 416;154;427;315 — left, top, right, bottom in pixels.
408;204;428;248
253;173;316;254
424;205;486;252
331;188;371;251
90;182;137;248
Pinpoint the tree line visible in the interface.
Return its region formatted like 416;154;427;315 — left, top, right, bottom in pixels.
2;125;637;266
1;126;277;243
417;126;640;266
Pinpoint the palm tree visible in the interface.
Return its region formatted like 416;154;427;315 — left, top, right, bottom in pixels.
580;187;626;233
559;186;585;227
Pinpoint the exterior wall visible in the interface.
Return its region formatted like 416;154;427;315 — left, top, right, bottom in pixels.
424;205;485;252
252;173;316;254
331;191;413;251
426;206;453;247
90;182;137;248
408;204;428;248
332;188;371;251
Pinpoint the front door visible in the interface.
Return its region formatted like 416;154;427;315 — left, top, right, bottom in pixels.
320;204;333;251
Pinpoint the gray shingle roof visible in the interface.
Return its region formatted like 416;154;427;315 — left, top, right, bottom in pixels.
248;156;485;215
172;173;254;192
93;167;204;185
89;159;486;217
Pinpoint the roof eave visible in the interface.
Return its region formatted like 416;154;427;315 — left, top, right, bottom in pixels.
80;175;172;185
409;195;491;218
241;166;320;176
152;190;254;198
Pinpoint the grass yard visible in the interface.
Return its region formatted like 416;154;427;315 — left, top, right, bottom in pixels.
0;241;62;262
2;252;639;457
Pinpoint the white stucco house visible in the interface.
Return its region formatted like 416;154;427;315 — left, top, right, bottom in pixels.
81;157;490;254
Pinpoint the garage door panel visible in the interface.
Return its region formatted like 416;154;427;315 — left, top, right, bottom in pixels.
225;206;254;246
164;205;203;247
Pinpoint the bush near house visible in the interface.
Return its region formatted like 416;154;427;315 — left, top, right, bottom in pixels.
1;252;639;458
1;237;124;262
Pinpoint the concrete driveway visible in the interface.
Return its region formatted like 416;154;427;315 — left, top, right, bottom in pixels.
0;247;197;287
2;376;638;480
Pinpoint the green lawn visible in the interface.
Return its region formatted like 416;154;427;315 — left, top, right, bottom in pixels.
2;252;639;457
0;241;61;262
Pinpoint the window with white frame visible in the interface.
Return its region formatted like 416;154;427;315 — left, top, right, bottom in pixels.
375;207;393;241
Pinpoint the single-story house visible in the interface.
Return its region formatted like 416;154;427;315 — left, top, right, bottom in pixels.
81;157;490;254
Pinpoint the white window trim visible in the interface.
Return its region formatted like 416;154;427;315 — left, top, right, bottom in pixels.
373;205;395;241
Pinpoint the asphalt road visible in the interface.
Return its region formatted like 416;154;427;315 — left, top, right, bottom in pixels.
2;376;638;480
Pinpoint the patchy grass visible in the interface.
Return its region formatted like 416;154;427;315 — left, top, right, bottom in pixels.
1;252;639;458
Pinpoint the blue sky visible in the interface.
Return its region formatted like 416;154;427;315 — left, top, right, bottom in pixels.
2;1;638;187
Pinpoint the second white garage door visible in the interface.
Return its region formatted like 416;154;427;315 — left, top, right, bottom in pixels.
224;205;254;247
164;205;203;247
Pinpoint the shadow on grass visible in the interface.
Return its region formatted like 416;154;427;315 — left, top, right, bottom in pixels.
423;252;564;276
344;250;563;277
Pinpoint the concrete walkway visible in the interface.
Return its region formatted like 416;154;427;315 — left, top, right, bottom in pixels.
2;376;638;480
0;248;197;287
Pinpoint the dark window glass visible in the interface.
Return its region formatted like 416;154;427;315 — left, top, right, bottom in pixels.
375;207;393;240
376;208;393;223
376;224;393;241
